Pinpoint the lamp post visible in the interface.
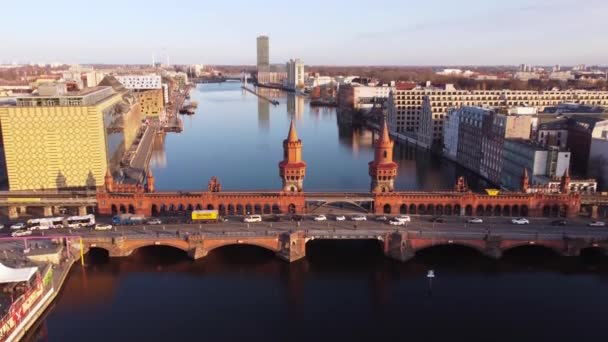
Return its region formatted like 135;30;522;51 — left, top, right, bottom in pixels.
427;270;435;295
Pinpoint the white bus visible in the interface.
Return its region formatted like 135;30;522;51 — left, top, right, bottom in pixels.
26;217;64;229
66;214;96;228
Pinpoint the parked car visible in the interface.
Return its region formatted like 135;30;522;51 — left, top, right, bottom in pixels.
389;219;405;226
0;224;4;230
28;225;49;231
588;221;606;227
11;230;32;237
467;218;483;224
352;215;367;221
314;215;327;222
511;218;530;225
147;218;162;225
551;220;567;226
94;224;113;231
10;223;26;230
395;215;411;223
430;217;445;223
263;215;281;222
335;215;346;221
375;216;388;221
243;215;262;223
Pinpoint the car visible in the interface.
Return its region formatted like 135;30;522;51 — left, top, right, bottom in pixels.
94;224;113;231
588;221;606;227
389;219;405;226
395;215;411;223
351;215;367;221
511;218;530;225
313;215;327;221
375;216;388;221
243;215;262;223
430;217;445;223
335;215;346;221
467;218;483;224
11;230;32;237
147;218;162;225
10;223;26;230
551;219;567;226
0;224;4;230
28;225;49;231
263;215;281;222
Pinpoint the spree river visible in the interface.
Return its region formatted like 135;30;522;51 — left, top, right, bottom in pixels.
26;84;608;341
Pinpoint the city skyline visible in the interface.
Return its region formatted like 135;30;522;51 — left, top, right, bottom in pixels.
1;0;607;66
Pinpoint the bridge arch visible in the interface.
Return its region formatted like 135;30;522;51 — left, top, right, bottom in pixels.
236;204;244;215
454;204;461;216
501;242;562;256
254;204;262;214
245;204;253;215
414;241;486;256
384;204;393;214
151;204;159;216
272;204;281;214
288;204;296;214
475;205;484;216
445;204;453;216
263;204;271;214
227;204;235;215
219;204;226;215
119;204;126;214
493;205;501;216
426;204;435;216
207;204;214;210
409;204;416;214
503;205;510;216
204;241;280;255
418;204;426;215
127;241;191;256
465;205;473;216
512;205;520;217
436;204;443;215
111;205;118;215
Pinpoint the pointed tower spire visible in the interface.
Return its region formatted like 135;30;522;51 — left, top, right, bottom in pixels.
287;119;299;142
521;168;530;193
146;169;155;193
104;168;114;192
380;117;390;143
560;167;571;194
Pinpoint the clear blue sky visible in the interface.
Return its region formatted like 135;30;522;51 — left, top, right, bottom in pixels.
1;0;606;66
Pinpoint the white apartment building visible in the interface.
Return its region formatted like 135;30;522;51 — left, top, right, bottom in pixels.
352;85;393;111
389;86;608;149
285;59;305;91
443;108;460;161
115;74;162;89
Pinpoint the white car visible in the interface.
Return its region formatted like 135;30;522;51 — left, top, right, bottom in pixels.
395;215;411;223
352;215;367;221
389;219;405;226
243;215;262;223
147;218;162;225
467;218;483;224
10;223;26;230
588;221;606;227
11;230;32;237
0;224;4;230
314;215;327;221
335;215;346;221
511;218;530;225
94;224;113;231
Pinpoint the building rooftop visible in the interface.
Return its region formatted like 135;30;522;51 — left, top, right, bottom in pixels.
1;85;115;107
506;138;569;152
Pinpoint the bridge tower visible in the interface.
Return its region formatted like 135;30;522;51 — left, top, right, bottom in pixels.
279;120;306;192
521;168;530;193
104;168;114;192
369;118;398;193
560;167;570;194
146;169;155;193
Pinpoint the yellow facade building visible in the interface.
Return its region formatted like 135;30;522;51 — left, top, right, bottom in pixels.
0;86;124;191
136;89;164;117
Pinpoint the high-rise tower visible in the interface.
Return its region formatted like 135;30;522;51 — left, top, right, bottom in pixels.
369;118;398;193
256;35;269;69
279;120;306;192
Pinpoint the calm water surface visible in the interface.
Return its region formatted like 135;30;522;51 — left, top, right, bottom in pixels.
149;83;489;191
26;83;608;341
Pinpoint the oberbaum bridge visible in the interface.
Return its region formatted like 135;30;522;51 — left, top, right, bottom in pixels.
4;121;608;262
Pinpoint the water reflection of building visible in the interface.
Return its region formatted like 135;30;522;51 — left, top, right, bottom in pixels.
287;94;304;120
257;98;270;131
150;132;167;168
337;124;374;157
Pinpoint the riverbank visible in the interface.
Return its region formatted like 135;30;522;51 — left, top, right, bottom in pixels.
5;245;78;342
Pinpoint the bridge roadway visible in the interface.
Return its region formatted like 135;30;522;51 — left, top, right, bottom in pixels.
4;216;607;263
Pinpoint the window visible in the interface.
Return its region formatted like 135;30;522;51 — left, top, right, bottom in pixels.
383;151;387;158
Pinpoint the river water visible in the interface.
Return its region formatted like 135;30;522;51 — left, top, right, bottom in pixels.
25;83;608;341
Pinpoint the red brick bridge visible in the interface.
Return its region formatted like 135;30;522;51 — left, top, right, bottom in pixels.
81;230;608;263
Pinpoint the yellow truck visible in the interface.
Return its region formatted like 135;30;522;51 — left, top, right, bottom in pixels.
191;210;220;223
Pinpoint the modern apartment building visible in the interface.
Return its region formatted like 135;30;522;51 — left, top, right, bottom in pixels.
285;59;305;91
388;85;608;148
115;75;162;90
0;84;126;190
501;139;571;191
339;85;393;111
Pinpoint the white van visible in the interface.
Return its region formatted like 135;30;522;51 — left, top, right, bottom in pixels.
243;215;262;223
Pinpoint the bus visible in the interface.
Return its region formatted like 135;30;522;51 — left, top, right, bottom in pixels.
26;217;64;229
66;214;96;228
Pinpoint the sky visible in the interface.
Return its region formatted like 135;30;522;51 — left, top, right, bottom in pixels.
1;0;606;66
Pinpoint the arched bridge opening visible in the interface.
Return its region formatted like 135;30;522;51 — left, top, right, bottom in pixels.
130;245;190;264
305;238;384;264
501;244;562;262
205;243;278;264
85;247;110;264
413;244;487;266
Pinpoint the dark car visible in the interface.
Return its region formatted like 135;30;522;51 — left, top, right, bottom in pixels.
551;219;567;226
290;215;303;222
430;217;446;223
263;215;281;222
